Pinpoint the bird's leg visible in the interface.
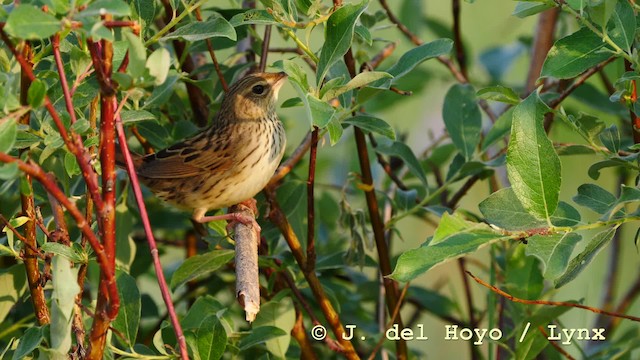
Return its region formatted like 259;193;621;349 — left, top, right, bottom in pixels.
192;205;261;238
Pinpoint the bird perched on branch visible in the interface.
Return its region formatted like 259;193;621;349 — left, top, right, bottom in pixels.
119;71;288;231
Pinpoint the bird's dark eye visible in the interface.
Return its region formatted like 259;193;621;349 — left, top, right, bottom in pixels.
252;84;265;95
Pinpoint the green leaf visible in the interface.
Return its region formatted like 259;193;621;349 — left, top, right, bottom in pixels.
371;39;453;88
12;326;45;360
609;0;635;53
599;125;620;153
251;298;295;358
316;1;368;84
555;227;617;288
375;139;427;186
5;5;60;40
512;1;555;18
526;232;582;280
50;256;80;354
321;71;392;101
41;242;85;263
182;296;225;329
170;250;235;290
161;18;236;42
588;0;617;28
27;80;46;108
390;215;507;282
573;183;616;214
146;47;171;86
71;119;91;135
442;84;482;160
0;119;17;153
476;85;521;105
64;151;81;177
145;74;179;109
121;110;157;123
327;117;344;145
124;30;147;79
343;115;395;140
482;107;513;150
306;94;335;128
506;93;560;221
229;9;278;26
76;0;132;17
194;315;226;360
541;27;613;79
0;163;19;180
479;188;545;231
0;265;27;323
238;326;287;351
113;272;141;346
281;97;303;108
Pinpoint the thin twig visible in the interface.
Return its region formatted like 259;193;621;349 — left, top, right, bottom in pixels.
538;325;577;360
466;271;640;322
452;0;467;78
195;7;229;92
366;283;410;360
269;131;313;186
259;25;272;73
306;127;318;271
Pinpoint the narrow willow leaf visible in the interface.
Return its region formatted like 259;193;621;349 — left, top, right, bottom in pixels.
5;5;61;40
0;265;27;323
0;119;17;153
50;256;80;354
442;84;482;160
76;0;131;17
506;93;560;221
161;18;236;42
327;118;343;145
195;315;227;360
321;71;391;101
171;250;234;290
230;9;278;26
476;85;521;105
555;227;617;288
390;230;507;282
12;326;44;360
146;48;171;86
40;243;85;263
27;80;46;108
123;30;147;79
526;233;582;280
343;115;395;140
541;27;612;79
371;39;453;88
121;110;156;123
316;1;368;84
113;272;141;346
573;183;616;214
482;107;513;150
609;0;635;53
238;326;287;351
306;94;335;128
375;140;427;186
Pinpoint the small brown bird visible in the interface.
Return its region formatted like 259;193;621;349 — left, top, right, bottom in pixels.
124;72;288;228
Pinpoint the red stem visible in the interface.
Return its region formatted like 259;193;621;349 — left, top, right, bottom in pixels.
0;153;119;316
1;29;105;211
115;112;189;359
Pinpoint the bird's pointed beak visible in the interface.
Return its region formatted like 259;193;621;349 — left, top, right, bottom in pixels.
270;72;288;98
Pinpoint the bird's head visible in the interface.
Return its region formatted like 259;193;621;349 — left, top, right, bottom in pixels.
221;72;288;122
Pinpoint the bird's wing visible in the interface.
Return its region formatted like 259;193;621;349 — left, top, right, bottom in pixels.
136;131;235;179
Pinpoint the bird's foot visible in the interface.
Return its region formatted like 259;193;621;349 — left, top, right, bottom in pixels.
194;210;261;239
